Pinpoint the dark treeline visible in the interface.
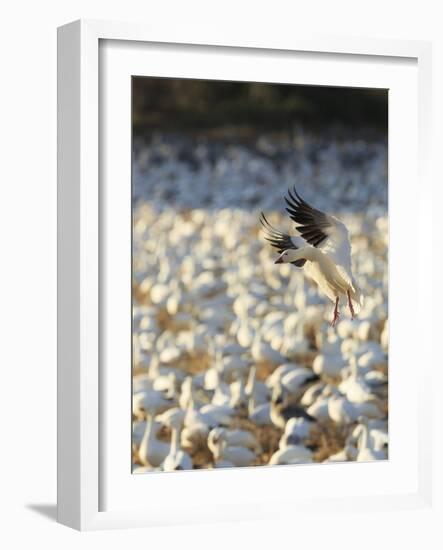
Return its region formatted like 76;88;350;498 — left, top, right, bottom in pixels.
132;77;388;137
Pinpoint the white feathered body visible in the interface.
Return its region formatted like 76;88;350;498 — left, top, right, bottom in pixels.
303;249;361;308
285;215;363;311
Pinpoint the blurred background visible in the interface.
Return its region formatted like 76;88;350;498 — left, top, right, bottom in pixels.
133;78;387;135
131;77;388;473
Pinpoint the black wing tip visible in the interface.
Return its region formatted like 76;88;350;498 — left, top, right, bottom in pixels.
259;211;270;226
286;184;310;205
259;212;281;235
285;186;307;212
259;212;276;234
287;186;298;204
259;212;298;253
285;206;298;221
292;186;305;204
259;213;278;240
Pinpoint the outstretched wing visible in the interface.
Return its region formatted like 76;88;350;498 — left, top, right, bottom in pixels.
284;187;354;285
259;213;306;267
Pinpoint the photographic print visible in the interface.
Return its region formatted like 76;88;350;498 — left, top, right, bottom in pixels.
131;77;388;473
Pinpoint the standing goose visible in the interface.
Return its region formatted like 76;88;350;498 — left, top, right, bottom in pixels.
159;408;193;471
138;414;170;468
260;187;363;326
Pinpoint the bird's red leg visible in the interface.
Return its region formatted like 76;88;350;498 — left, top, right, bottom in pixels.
330;297;340;327
347;290;355;320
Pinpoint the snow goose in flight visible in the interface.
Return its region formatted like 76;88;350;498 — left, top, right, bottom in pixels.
260;187;363;326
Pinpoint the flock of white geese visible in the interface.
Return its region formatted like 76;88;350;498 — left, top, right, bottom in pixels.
132;189;388;473
132;338;388;472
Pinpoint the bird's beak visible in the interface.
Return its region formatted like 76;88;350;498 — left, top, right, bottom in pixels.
274;256;284;264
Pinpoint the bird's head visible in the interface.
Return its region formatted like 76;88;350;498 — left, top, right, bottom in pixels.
274;250;293;264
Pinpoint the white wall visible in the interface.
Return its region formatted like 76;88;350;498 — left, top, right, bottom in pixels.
0;1;441;548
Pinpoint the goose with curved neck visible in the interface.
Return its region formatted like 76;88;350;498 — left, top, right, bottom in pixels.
138;413;170;467
162;411;192;471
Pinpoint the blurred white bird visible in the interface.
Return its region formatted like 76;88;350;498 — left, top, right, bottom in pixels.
260;187;363;326
279;417;313;448
208;428;257;467
269;444;313;465
138;415;170;467
159;408;192;471
355;422;387;461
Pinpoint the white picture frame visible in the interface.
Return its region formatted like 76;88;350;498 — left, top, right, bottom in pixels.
57;19;434;531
